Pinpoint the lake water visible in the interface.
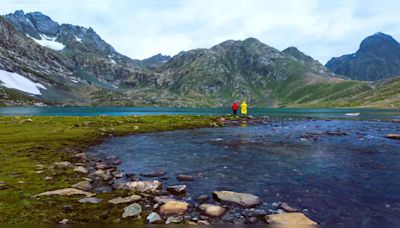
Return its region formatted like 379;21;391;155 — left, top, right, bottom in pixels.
0;106;399;120
89;119;400;225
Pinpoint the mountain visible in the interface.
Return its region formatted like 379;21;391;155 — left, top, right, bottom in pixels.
140;54;171;69
326;32;400;81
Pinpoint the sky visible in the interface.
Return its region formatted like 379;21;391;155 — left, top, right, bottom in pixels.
1;0;399;63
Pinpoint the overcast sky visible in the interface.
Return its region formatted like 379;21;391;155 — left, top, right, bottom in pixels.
1;0;399;63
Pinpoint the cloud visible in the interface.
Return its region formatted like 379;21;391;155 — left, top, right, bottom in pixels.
1;0;399;63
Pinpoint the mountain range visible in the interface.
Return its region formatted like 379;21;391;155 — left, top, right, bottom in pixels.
0;10;399;108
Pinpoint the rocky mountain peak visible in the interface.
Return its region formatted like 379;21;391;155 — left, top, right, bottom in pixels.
282;47;314;62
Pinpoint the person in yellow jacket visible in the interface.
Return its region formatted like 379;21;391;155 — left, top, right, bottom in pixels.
240;100;248;116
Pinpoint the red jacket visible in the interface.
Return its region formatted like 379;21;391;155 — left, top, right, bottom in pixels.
232;102;239;110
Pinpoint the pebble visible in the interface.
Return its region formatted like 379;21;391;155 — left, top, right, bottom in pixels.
147;212;162;224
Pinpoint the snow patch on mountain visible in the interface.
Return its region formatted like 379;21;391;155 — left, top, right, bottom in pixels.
28;34;65;51
0;69;46;95
75;35;82;43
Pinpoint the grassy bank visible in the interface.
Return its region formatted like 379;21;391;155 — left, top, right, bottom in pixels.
0;115;222;224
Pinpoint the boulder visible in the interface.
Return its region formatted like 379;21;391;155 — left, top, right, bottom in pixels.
279;202;299;212
177;174;194;181
78;197;102;204
166;185;186;194
122;203;142;218
199;204;226;217
33;188;94;197
71;181;93;191
108;195;142;204
73;166;88;174
265;213;317;225
54;161;73;169
140;171;166;177
386;134;400;140
115;181;162;193
160;201;189;216
165;216;183;224
147;212;162;224
213;191;260;207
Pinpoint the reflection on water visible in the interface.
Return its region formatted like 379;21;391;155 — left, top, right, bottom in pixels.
89;119;400;225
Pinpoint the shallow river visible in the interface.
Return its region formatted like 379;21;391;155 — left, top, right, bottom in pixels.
89;119;400;225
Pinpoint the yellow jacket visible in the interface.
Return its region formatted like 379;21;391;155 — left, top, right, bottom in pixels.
240;101;248;115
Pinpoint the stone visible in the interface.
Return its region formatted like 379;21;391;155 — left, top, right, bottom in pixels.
279;202;299;212
78;197;102;204
108;195;142;204
154;196;175;204
160;201;189;216
122;203;142;218
265;213;317;225
198;195;209;202
115;181;162;193
54;161;73;169
94;169;112;181
59;218;69;224
177;174;194;181
96;163;107;170
197;220;210;225
75;153;87;161
165;216;183;224
248;217;258;224
71;181;93;191
199;204;226;217
242;209;267;218
73;166;88;174
213;191;260;207
187;221;197;225
95;186;112;193
33;188;94;197
166;185;186;194
386;134;400;140
147;212;162;224
140;171;166;177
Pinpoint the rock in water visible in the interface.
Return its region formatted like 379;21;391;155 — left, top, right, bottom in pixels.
122;203;142;218
279;202;299;212
265;213;317;225
177;174;194;181
213;191;260;207
147;212;162;224
160;201;189;215
108;195;142;204
33;188;94;197
386;134;400;140
115;181;162;193
140;171;166;177
166;185;186;194
165;216;183;224
71;181;93;191
78;197;102;204
199;204;226;217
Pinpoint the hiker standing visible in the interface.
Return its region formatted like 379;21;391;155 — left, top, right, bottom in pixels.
231;101;239;115
240;101;248;116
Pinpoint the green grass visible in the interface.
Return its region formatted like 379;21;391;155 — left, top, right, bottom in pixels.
0;115;223;224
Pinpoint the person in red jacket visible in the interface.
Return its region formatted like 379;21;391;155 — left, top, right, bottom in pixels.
231;101;239;115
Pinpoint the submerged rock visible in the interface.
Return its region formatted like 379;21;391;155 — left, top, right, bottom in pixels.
279;202;299;212
166;185;186;194
160;201;189;215
165;216;183;224
147;212;162;224
71;181;93;191
198;194;209;202
199;204;226;217
177;174;194;181
265;213;317;225
122;203;142;218
108;195;142;204
78;197;102;204
140;171;166;177
213;191;260;207
33;188;94;197
115;181;162;192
